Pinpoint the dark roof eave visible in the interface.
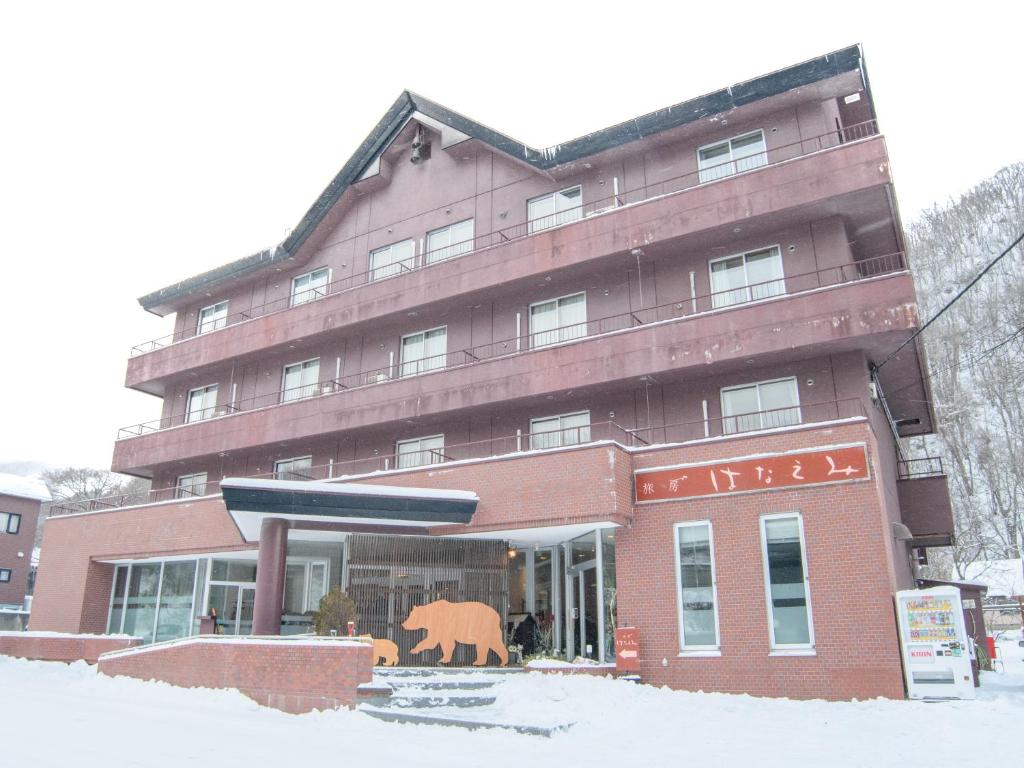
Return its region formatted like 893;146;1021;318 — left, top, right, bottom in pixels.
139;44;866;313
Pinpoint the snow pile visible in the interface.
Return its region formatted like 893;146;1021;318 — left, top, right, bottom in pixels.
0;472;51;502
1;656;1022;766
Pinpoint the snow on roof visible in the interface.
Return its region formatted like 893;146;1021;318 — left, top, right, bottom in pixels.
960;559;1024;598
220;477;479;502
0;473;51;502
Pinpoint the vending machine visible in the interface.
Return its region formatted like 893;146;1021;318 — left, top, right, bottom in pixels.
895;586;975;700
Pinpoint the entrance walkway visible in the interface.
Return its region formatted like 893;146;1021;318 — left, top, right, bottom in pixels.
358;667;573;736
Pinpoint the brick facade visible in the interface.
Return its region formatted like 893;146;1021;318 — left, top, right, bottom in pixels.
0;632;140;663
97;637;373;713
0;492;43;606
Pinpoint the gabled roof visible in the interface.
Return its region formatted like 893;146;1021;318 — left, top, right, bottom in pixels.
140;44;867;314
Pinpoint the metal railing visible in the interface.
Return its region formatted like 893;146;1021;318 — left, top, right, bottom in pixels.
59;400;872;517
898;456;945;479
116;251;905;439
128;120;880;356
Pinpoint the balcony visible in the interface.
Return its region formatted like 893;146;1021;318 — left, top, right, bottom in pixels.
896;457;955;547
64;398;870;519
111;259;916;475
124;123;890;391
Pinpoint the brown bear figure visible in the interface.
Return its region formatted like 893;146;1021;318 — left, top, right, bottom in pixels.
402;600;508;666
358;635;400;666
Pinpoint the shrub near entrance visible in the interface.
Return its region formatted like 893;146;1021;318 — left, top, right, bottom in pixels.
313;588;359;636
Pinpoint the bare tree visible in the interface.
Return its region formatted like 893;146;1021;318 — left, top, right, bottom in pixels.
37;468;151;547
906;162;1024;579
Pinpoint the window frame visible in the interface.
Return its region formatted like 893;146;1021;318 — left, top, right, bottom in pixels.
290;267;331;307
283;557;331;614
529;410;591;450
274;455;314;481
185;384;219;424
280;358;321;403
708;245;785;309
175;472;208;500
528;291;587;349
400;326;448;378
759;512;816;654
673;520;721;654
720;376;801;435
527;185;583;233
0;568;10;583
369;238;417;282
425;218;475;265
696;129;768;184
0;511;21;535
196;301;229;335
395;434;446;469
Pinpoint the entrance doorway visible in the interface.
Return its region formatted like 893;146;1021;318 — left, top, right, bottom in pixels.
207;584;256;635
567;563;599;659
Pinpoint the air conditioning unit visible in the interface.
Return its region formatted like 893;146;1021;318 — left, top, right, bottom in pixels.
367;372;390;385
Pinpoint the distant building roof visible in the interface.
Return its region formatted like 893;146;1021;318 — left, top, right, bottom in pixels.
960;559;1024;598
0;473;52;502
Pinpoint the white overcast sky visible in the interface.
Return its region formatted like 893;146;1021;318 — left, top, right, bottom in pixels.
1;1;1021;471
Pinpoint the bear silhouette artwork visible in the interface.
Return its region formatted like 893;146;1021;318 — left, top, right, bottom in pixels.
402;600;509;666
359;636;400;666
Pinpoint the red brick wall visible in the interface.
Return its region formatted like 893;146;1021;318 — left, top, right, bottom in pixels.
0;632;140;663
0;493;43;606
622;421;905;699
97;637;374;713
31;496;251;634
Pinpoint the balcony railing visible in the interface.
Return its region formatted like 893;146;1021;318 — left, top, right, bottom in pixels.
129;120;880;356
898;456;945;479
59;399;873;517
116;251;906;439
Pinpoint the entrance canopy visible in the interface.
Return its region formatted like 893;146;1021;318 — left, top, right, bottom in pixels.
220;478;478;542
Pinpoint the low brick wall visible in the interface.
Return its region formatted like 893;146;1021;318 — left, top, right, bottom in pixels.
97;636;374;714
0;631;141;663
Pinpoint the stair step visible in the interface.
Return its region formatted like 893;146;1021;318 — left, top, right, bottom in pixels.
372;694;498;709
373;666;524;677
388;680;498;691
358;707;570;737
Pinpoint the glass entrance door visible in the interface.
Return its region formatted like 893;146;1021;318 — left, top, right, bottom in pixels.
567;563;599;660
207;584;256;635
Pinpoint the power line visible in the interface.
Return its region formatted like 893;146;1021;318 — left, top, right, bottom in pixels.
873;230;1024;372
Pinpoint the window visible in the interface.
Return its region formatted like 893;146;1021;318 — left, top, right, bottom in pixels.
291;268;330;306
530;411;591;450
527;186;582;233
185;384;219;423
697;130;767;183
760;514;814;650
274;456;313;481
282;359;320;403
396;435;445;469
197;301;228;334
674;522;719;650
369;239;416;281
426;219;474;264
529;292;586;348
175;472;208;499
283;560;330;615
0;569;10;583
400;327;447;377
721;377;800;434
710;246;785;308
0;512;21;535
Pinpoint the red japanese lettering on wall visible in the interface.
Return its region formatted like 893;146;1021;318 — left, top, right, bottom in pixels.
634;444;869;503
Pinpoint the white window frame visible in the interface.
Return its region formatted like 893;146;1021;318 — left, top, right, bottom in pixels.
395;434;445;469
673;520;721;654
720;376;801;435
0;569;10;583
369;239;416;282
425;218;474;265
697;129;768;184
708;245;785;309
290;267;331;307
281;358;320;403
185;384;219;424
0;512;21;535
196;301;229;335
175;472;208;499
527;185;583;233
283;557;331;614
274;455;314;481
400;326;447;378
529;411;591;450
759;512;815;654
528;292;587;349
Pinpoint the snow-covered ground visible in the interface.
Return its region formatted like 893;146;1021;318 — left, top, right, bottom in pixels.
1;650;1022;768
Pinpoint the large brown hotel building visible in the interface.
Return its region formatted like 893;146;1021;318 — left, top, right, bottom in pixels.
32;45;955;699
